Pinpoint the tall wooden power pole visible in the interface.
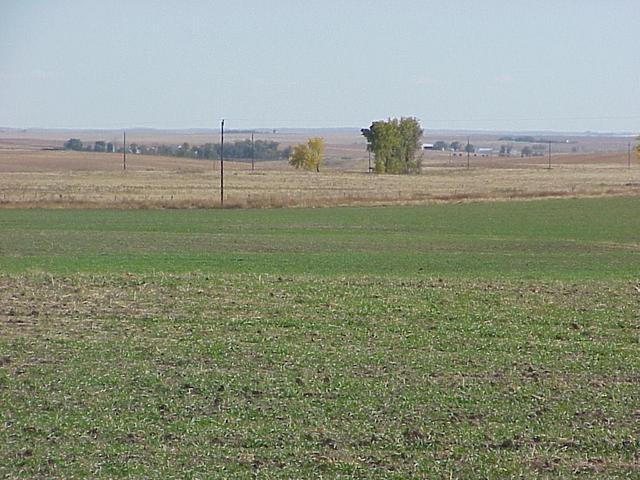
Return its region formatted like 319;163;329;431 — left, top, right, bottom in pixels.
123;131;127;171
220;119;224;207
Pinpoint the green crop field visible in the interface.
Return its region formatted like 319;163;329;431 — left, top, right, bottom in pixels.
1;197;639;279
1;197;639;478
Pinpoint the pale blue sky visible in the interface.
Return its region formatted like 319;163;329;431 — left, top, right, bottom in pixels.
1;0;638;132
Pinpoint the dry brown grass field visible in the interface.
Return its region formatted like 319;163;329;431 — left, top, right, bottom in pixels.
0;130;638;208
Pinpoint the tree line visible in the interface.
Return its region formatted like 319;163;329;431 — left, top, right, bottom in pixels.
430;141;474;152
63;138;114;152
63;138;291;160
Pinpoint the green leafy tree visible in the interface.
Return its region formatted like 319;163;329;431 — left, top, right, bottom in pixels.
176;142;190;158
499;144;513;156
361;117;423;174
289;137;325;172
63;138;83;151
450;141;462;152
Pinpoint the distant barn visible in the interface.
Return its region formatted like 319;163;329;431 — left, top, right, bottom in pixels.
422;143;434;150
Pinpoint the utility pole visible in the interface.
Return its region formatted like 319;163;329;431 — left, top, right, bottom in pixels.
220;119;224;207
548;141;551;169
251;132;255;172
368;148;371;173
628;142;631;169
123;131;126;171
466;136;470;169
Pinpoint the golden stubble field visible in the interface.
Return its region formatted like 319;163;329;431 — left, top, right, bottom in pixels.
0;132;638;208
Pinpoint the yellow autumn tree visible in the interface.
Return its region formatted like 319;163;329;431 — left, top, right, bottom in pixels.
289;143;309;170
306;137;324;172
289;137;324;172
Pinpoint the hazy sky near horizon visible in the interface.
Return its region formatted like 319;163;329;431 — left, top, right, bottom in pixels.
1;1;639;132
